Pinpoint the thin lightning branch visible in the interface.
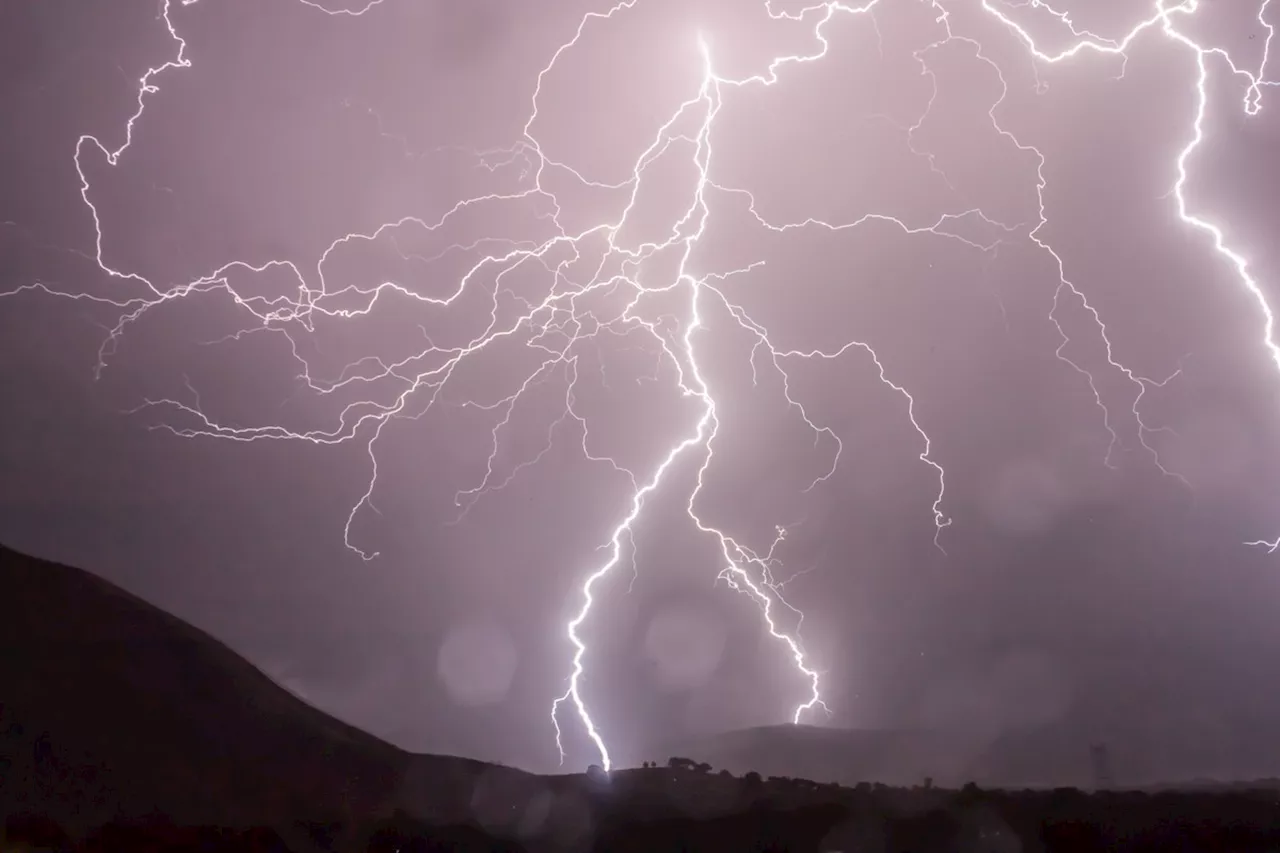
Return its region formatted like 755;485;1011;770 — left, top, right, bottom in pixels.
4;0;1278;773
974;0;1278;536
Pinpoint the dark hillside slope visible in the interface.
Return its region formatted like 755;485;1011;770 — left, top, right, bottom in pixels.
0;542;410;831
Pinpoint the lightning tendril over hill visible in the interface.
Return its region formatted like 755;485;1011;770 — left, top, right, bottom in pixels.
4;0;1278;771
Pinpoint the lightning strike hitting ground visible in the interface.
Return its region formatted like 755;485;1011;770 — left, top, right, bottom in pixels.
4;0;1277;771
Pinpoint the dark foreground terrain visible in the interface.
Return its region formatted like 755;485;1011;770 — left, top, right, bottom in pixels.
4;541;1280;852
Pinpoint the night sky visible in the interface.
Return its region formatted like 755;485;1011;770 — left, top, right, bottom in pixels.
3;0;1280;777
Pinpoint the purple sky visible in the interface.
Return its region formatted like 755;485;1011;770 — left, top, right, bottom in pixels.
3;0;1280;777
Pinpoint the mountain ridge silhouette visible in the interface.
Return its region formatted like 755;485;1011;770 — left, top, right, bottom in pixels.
0;541;543;839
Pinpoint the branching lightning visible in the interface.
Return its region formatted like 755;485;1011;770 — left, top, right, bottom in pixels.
4;0;1278;771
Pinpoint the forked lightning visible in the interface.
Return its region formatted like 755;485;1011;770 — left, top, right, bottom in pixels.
3;0;1276;771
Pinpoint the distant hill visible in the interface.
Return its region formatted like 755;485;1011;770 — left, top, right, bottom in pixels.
0;542;544;840
645;718;1280;791
645;725;1006;789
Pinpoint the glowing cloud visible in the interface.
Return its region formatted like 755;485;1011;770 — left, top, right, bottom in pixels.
4;0;1276;771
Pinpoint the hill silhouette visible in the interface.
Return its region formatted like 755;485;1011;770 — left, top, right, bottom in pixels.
648;724;1096;790
8;541;1280;852
648;712;1280;791
0;541;416;830
0;541;558;844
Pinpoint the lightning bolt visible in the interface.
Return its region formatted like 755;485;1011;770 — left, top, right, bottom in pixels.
971;0;1277;537
3;0;1277;773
